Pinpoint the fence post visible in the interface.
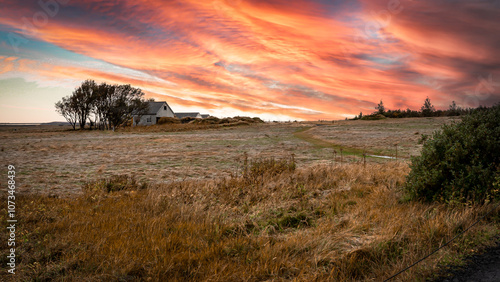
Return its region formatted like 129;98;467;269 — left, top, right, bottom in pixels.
395;143;398;161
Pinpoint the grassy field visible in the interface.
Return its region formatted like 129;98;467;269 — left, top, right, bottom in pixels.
0;117;455;195
0;117;498;281
308;117;460;158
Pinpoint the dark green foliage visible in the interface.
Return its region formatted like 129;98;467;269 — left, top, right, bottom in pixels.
420;96;435;117
351;100;476;121
405;104;500;204
361;114;387;120
376;100;385;114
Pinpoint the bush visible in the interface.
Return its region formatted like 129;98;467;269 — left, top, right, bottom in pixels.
197;116;221;124
219;117;238;124
157;117;180;124
180;117;198;124
361;114;386;120
404;104;500;204
251;117;264;123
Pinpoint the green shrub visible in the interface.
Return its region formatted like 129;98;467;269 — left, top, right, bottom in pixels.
404;105;500;204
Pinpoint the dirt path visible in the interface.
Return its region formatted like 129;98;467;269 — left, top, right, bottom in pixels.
433;237;500;282
293;126;404;160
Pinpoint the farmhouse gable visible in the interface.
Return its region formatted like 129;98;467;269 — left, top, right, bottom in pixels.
135;101;175;125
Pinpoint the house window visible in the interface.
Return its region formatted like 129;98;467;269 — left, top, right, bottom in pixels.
164;106;167;110
146;117;151;123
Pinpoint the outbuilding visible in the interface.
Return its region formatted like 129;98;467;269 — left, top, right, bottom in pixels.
175;112;202;119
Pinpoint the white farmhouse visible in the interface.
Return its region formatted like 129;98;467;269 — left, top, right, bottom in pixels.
135;101;175;125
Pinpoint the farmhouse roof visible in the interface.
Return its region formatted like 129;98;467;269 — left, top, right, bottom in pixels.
175;112;201;119
201;114;210;118
146;101;171;115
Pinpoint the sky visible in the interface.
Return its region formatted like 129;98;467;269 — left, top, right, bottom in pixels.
0;0;499;123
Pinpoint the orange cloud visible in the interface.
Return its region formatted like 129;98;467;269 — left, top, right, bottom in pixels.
1;0;498;121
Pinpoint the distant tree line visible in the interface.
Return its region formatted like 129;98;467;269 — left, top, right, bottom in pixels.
55;80;150;130
353;97;488;120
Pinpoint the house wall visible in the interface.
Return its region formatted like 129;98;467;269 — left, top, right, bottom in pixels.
156;104;175;118
137;115;157;125
135;103;175;126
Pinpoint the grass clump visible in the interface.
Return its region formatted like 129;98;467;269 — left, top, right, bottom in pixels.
245;155;296;181
405;104;500;204
83;174;148;193
157;117;180;124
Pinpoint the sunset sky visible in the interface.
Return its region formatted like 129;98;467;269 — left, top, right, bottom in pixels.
1;0;499;123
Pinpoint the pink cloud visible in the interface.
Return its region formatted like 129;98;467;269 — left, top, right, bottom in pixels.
0;0;498;120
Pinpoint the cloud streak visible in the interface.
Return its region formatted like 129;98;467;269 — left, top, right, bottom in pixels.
0;0;499;121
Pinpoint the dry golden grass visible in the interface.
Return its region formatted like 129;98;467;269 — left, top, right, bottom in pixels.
121;116;263;133
311;117;460;158
0;118;450;196
0;123;305;194
1;161;499;281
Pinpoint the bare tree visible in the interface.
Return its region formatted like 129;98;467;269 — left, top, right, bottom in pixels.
133;97;155;126
73;79;97;129
91;82;115;130
55;96;78;130
55;80;149;130
106;84;149;128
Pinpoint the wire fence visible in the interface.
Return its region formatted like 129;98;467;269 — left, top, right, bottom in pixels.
384;201;500;281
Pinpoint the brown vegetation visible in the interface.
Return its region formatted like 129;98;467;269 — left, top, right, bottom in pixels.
311;117;459;158
157;117;181;124
1;160;498;281
129;116;264;132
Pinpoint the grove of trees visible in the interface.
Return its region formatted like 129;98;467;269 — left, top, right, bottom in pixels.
354;97;485;120
55;80;151;130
